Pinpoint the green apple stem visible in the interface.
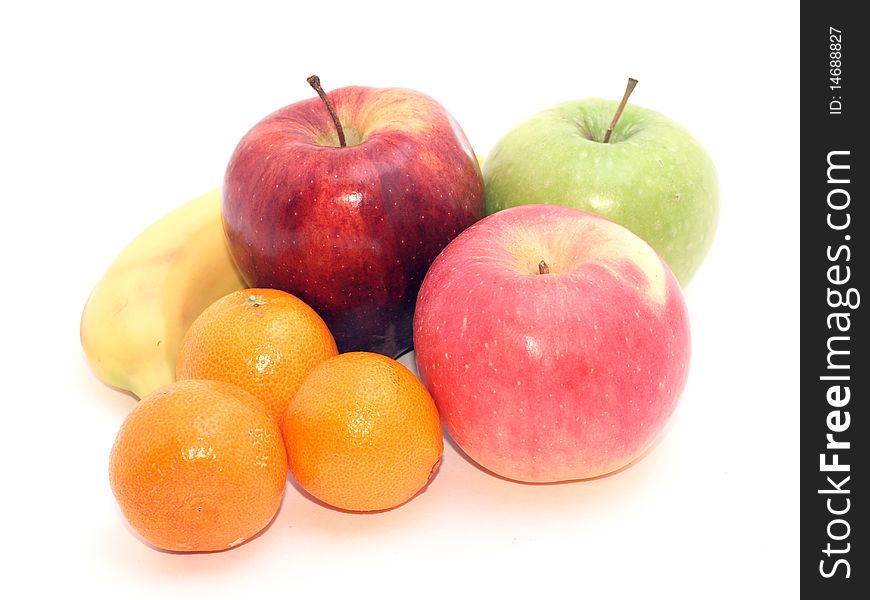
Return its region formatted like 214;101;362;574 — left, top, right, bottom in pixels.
538;260;550;275
307;75;346;147
603;78;638;143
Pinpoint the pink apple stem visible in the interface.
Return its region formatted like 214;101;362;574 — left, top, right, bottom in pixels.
603;78;638;143
539;260;550;275
307;75;346;147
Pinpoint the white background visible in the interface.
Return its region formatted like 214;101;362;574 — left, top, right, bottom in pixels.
1;1;799;597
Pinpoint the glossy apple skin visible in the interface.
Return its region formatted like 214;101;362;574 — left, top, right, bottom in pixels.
413;204;690;482
483;99;718;286
224;86;484;357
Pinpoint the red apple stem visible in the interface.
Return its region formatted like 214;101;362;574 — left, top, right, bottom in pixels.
539;260;550;275
603;78;638;143
307;75;346;147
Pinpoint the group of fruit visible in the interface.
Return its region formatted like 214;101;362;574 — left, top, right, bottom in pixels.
81;76;718;553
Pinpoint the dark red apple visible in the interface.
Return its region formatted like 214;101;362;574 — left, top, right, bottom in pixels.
223;77;484;356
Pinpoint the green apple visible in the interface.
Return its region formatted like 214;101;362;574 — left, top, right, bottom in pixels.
482;89;718;285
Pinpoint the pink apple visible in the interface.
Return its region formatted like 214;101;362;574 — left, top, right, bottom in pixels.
413;204;691;482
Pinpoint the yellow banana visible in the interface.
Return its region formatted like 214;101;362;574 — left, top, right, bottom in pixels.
80;189;248;399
